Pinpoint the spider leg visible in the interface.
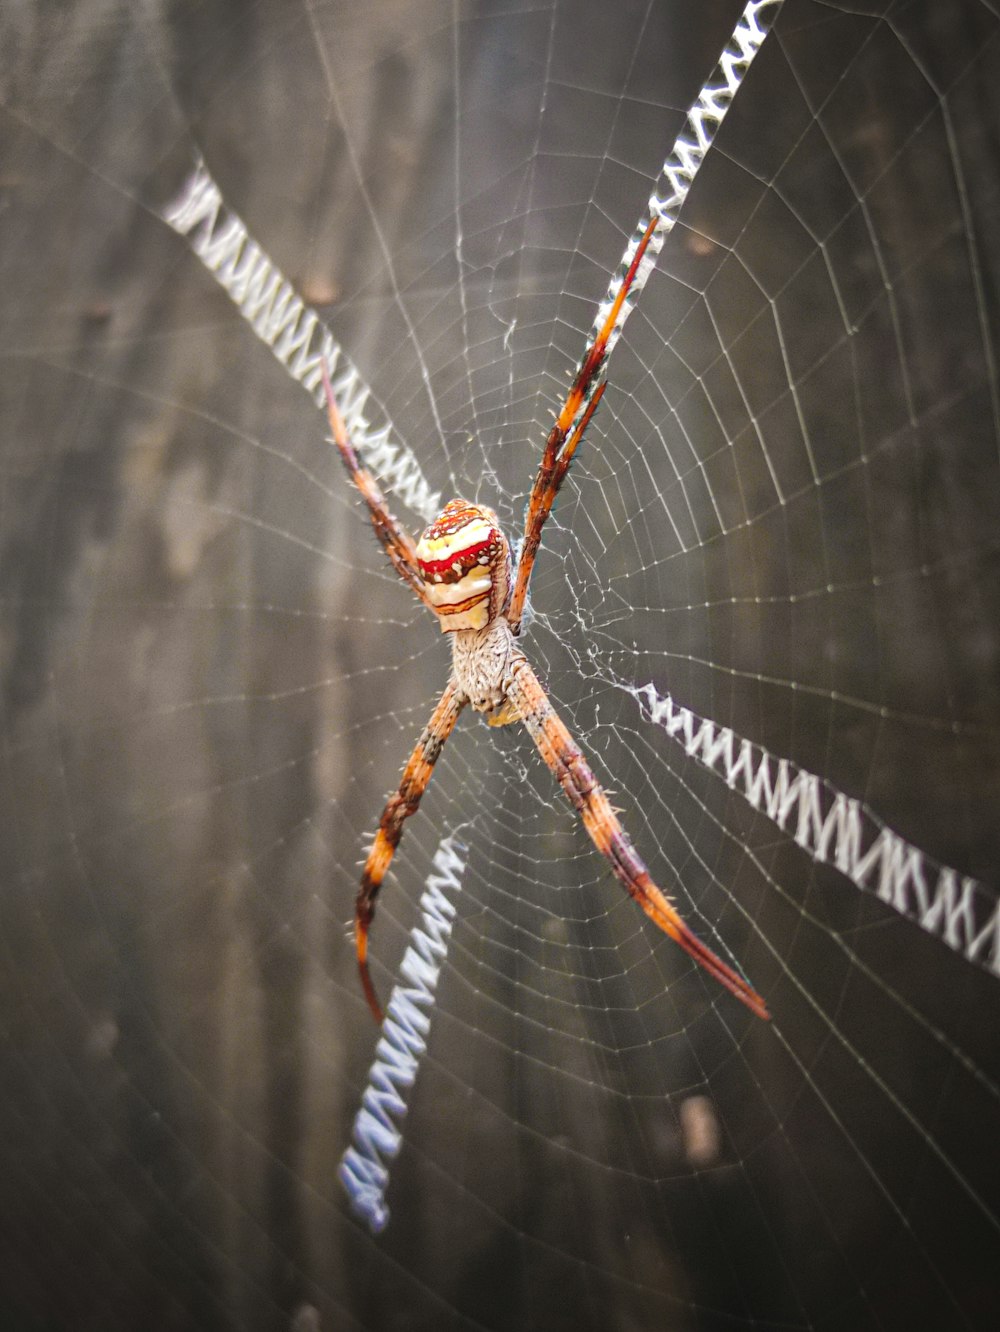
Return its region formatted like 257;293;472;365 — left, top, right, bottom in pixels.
355;677;466;1023
322;365;432;609
507;215;659;634
507;660;769;1020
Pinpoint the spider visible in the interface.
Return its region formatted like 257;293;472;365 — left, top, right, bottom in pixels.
324;217;769;1025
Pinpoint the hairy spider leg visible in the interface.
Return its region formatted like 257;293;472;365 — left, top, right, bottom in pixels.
508;214;660;634
355;679;467;1023
508;384;605;637
508;659;770;1020
321;365;431;609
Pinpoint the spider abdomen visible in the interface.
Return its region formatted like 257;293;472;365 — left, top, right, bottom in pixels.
415;499;512;632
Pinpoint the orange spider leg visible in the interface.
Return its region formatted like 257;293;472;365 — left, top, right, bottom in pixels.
508;660;769;1020
355;678;466;1023
507;383;605;634
321;365;431;609
508;214;660;633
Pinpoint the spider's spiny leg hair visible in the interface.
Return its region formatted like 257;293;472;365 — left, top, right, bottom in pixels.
556;214;659;439
321;365;431;610
354;679;467;1024
507;217;658;635
507;658;769;1021
507;384;606;636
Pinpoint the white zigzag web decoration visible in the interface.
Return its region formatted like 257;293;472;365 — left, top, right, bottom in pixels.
582;0;784;401
624;681;1000;978
338;835;467;1232
162;162;441;524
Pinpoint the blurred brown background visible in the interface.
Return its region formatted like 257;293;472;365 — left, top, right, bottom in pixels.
1;2;999;1329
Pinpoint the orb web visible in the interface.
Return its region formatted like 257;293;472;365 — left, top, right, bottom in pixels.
1;2;999;1330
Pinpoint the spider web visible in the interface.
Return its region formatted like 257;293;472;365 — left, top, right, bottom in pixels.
1;2;999;1330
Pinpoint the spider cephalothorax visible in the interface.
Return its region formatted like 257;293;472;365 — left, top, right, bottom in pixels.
321;212;769;1026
